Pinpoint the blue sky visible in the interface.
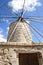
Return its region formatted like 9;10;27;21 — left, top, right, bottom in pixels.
0;0;43;42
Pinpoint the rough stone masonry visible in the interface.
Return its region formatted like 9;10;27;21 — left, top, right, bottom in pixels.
0;18;43;65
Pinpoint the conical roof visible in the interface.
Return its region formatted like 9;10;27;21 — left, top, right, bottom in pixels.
7;18;32;44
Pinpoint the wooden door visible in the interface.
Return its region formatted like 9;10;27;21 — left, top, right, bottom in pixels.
19;53;39;65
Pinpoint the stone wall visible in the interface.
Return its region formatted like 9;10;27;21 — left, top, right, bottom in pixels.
0;42;43;65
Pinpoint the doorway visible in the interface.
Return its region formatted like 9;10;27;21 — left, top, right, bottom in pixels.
19;53;39;65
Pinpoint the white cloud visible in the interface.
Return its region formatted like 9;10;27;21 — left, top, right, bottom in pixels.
1;18;10;24
0;34;7;42
0;28;7;42
8;0;41;12
0;33;7;42
7;27;9;31
6;27;9;35
26;20;30;24
0;28;3;34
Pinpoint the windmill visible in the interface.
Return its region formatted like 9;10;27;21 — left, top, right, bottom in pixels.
0;0;43;43
0;1;43;65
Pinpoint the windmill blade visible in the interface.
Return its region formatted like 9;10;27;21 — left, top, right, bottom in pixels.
23;20;41;42
0;6;19;17
25;21;43;38
25;18;43;23
0;0;19;17
30;26;41;43
24;16;43;19
31;17;43;20
30;24;43;38
21;0;25;17
0;16;18;19
24;16;43;23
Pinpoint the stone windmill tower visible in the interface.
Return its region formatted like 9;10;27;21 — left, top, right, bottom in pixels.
7;17;32;44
